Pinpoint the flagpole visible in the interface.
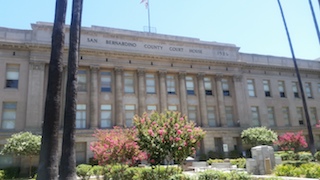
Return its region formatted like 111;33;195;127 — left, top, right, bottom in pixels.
308;0;320;45
147;0;151;33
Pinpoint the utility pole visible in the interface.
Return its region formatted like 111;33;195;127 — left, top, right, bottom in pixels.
277;0;316;156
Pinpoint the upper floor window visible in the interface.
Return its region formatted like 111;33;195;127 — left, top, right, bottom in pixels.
282;107;290;126
251;106;261;127
247;79;256;97
5;64;19;89
100;104;112;128
168;105;177;111
186;76;195;95
166;75;176;94
146;73;156;94
75;142;87;164
76;104;86;129
100;71;112;92
225;106;234;127
207;106;216;127
1;102;17;129
263;80;271;97
296;107;304;125
278;81;286;98
188;106;197;123
77;70;87;92
125;105;135;127
221;78;230;96
267;107;276;127
305;82;312;98
310;107;317;126
124;72;134;94
147;105;157;112
292;82;299;98
204;77;213;95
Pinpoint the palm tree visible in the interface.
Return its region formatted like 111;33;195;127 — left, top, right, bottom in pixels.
37;0;67;179
59;0;83;179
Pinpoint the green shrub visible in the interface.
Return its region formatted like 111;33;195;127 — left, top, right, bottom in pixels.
227;171;251;180
0;170;4;180
275;151;296;161
169;173;192;180
273;164;296;177
301;163;320;178
207;158;224;165
228;150;241;159
315;151;320;161
88;157;99;166
207;151;224;159
298;152;313;162
139;166;182;180
230;158;246;168
104;164;129;180
3;166;20;179
282;160;305;167
198;170;226;180
76;164;92;180
88;165;104;178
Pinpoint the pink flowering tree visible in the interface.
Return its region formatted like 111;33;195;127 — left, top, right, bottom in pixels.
90;127;147;166
274;131;308;152
133;110;205;165
315;120;320;128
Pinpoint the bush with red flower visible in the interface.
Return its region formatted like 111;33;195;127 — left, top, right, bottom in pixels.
274;131;308;153
133;110;205;165
90;127;147;166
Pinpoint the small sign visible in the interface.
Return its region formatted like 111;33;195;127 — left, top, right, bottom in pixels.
223;144;228;152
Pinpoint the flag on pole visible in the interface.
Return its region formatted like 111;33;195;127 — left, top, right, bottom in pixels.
140;0;148;8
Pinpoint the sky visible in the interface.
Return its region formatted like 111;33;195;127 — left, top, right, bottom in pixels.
1;0;319;60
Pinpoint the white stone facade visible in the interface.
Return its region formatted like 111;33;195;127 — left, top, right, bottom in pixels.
0;22;320;167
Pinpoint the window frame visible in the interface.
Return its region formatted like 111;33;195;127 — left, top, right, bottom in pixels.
146;73;156;94
166;75;176;94
1;102;17;130
100;104;112;128
5;64;20;89
77;70;87;92
247;79;256;97
76;104;86;129
100;71;112;93
124;72;135;94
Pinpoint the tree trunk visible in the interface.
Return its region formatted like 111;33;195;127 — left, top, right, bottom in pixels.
37;0;67;179
59;0;83;179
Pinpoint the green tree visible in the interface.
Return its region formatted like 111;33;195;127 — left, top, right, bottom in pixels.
133;110;205;165
1;132;41;177
241;127;277;147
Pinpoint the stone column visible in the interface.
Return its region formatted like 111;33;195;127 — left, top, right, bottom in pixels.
138;69;146;116
26;62;46;130
115;67;123;127
215;74;226;127
90;65;99;129
233;75;250;127
159;70;167;112
179;72;187;116
197;73;208;127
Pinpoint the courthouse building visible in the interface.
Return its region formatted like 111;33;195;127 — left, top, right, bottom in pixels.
0;22;320;166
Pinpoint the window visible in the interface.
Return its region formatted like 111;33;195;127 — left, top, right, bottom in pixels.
204;77;213;95
1;102;16;129
125;105;135;127
267;107;276;127
75;142;86;164
76;104;86;129
247;79;256;97
168;105;177;111
147;105;157;112
251;106;260;127
278;81;286;97
146;74;156;94
100;105;112;128
221;78;230;96
225;106;234;127
5;64;19;88
282;107;290;126
188;106;197;123
77;70;87;92
318;83;320;93
207;106;216;127
0;145;13;168
186;76;195;95
263;80;271;97
305;82;312;98
292;82;299;98
101;71;112;92
124;72;134;93
310;107;317;126
166;75;176;94
296;107;304;125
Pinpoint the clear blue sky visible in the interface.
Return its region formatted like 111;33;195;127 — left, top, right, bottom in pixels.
1;0;319;60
